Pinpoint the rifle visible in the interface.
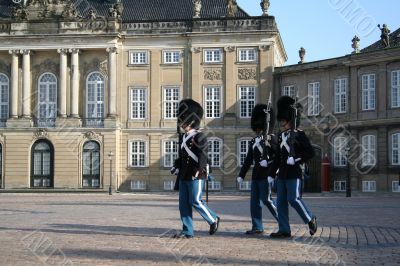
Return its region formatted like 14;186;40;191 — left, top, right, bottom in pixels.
263;92;272;149
173;124;183;191
289;89;306;196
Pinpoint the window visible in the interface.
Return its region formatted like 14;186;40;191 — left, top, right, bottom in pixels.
204;49;222;63
392;133;400;165
239;86;256;118
204;86;221;118
163;140;178;167
361;135;376;167
334;181;346;192
208;138;222;167
82;141;100;188
86;72;105;127
0;74;8;126
238;139;251;166
163;50;181;64
208;181;221;191
239;181;252;191
238;48;256;62
392;181;400;192
164;180;175;191
392;70;400;108
334;78;347;113
131;180;146;190
129;141;146;167
333;136;348;167
163;87;179;119
130;87;146;119
308;82;320;116
38;73;57;127
31;140;54;188
129;51;148;65
362;181;376;192
362;74;375;110
281;85;296;98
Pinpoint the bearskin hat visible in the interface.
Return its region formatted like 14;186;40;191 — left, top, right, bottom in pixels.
178;99;203;129
251;104;275;134
277;96;302;127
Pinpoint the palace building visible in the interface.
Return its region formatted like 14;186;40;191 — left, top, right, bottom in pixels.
0;0;286;191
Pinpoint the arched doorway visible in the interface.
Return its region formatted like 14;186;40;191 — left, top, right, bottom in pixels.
304;145;322;193
82;141;100;188
31;140;54;188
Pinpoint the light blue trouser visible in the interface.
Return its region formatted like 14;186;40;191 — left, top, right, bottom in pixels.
179;179;217;236
250;179;278;231
276;178;314;233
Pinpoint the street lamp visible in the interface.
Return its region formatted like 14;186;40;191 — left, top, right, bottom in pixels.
108;151;113;195
345;141;351;197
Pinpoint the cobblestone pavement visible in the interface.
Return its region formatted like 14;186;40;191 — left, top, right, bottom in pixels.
0;193;399;266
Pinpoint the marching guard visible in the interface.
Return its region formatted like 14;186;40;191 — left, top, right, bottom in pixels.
171;99;220;239
270;96;318;238
237;103;279;235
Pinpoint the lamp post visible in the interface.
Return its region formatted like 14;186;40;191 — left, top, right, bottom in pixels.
108;151;113;195
345;142;351;197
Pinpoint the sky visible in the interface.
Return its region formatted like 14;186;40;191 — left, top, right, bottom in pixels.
237;0;399;65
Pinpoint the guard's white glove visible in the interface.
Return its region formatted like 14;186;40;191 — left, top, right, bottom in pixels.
260;160;268;168
267;176;274;184
170;167;179;175
237;176;243;183
287;156;295;165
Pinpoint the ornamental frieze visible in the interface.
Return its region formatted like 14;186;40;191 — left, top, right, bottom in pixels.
238;68;257;80
204;69;222;80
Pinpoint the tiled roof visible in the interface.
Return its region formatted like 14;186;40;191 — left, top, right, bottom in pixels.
0;0;249;21
361;26;400;52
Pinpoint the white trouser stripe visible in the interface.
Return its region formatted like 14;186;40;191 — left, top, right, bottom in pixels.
268;185;277;212
196;180;215;223
296;179;311;222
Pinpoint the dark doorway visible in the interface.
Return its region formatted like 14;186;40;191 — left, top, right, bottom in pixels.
82;141;100;188
31;140;54;188
304;145;322;193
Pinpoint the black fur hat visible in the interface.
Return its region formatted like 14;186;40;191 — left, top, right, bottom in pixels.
178;99;203;129
251;104;275;134
277;96;302;126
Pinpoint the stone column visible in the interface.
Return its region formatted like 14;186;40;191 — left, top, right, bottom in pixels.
106;47;117;118
9;50;19;119
70;48;80;118
57;49;68;118
21;49;31;119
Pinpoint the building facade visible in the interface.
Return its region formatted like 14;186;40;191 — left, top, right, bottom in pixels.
0;0;286;191
273;28;400;193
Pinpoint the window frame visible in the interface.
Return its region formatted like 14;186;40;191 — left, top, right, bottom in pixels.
204;85;222;119
163;86;180;119
237;48;257;63
203;48;223;63
334;180;346;192
391;132;400;165
362;180;376;192
361;73;376;111
129;50;149;65
128;140;148;168
0;73;9;124
361;135;376;167
163;140;179;168
237;138;252;167
391;70;400;108
129;87;147;120
281;85;296;98
208;137;223;167
163;50;181;64
308;82;320;116
333;136;348;167
238;86;256;118
334;78;347;114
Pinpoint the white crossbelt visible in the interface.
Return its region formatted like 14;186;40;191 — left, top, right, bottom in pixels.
280;132;290;153
181;131;199;163
252;136;263;154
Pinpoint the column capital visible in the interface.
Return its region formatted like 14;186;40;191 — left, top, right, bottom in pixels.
20;49;31;55
57;48;69;55
106;47;118;54
258;45;270;51
8;50;20;55
190;46;201;53
69;48;80;54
